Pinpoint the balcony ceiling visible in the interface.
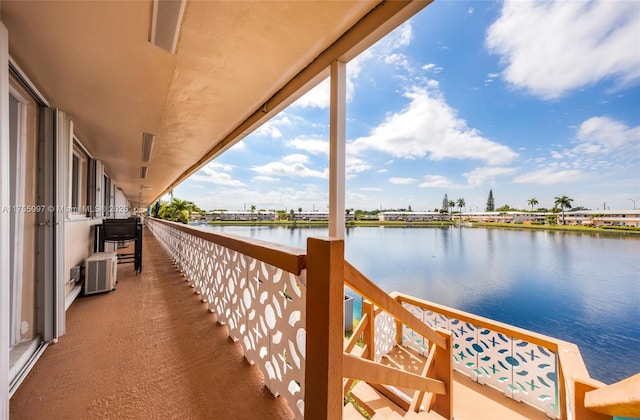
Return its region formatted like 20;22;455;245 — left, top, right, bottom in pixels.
1;0;429;208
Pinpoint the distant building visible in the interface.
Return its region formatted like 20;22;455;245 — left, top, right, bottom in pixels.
204;211;277;221
203;210;356;222
562;210;640;227
378;211;447;222
461;210;640;227
291;211;355;221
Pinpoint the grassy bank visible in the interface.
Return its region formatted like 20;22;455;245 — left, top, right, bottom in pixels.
199;219;640;236
470;222;640;236
203;220;454;228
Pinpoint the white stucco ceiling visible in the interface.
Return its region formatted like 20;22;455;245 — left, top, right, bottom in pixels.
1;0;429;208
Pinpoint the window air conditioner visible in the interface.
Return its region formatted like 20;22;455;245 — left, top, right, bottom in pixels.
85;251;117;295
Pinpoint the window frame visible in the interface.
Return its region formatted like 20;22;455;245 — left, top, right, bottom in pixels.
68;138;90;218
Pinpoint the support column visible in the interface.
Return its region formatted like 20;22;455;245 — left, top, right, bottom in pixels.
329;60;346;239
305;237;344;419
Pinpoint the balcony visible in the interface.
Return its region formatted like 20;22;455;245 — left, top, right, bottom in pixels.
10;226;295;419
11;219;636;419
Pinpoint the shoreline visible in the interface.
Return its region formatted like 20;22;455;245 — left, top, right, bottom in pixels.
193;220;640;237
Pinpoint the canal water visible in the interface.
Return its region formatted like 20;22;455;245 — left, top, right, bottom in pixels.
199;224;640;385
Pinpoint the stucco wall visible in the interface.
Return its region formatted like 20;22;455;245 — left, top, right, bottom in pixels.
64;218;101;299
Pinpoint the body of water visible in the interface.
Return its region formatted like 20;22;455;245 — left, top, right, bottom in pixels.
198;224;640;384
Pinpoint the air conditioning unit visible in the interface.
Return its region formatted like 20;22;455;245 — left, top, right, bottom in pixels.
85;251;117;295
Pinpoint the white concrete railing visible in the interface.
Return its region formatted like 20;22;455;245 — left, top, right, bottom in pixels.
384;293;560;418
373;310;397;362
146;218;307;418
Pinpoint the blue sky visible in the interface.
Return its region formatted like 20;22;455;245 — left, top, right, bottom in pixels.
174;0;640;212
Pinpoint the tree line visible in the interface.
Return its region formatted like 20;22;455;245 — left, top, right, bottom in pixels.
153;192;578;225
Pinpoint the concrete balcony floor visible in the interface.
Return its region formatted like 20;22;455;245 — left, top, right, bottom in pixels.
11;226;555;419
10;228;295;419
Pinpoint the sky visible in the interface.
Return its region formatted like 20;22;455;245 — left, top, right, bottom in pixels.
173;0;640;213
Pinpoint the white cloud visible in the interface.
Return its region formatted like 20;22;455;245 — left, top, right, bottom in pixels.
252;175;280;183
389;177;416;185
463;167;517;187
346;156;371;177
350;86;518;165
191;162;246;186
418;175;460;189
359;187;382;192
514;116;639;185
422;63;443;74
286;136;371;178
251;154;328;179
256;115;292;138
293;53;366;109
377;22;413;51
484;72;499;86
287;136;329;155
513;167;587;185
228;140;246;152
205;162;233;172
258;125;281;138
293;79;330;109
575;116;640;152
486;0;640;99
376;168;388;174
191;184;328;212
293;22;414;109
384;53;412;72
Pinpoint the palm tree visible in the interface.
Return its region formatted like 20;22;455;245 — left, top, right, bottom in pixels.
554;195;574;225
528;198;538;212
169;198;193;223
448;200;455;218
157;201;171;219
456;198;465;221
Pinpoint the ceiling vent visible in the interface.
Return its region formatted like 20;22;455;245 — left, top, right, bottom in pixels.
150;0;186;54
141;132;155;162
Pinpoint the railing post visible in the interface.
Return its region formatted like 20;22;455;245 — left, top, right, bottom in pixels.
363;300;375;360
558;359;568;420
432;329;453;420
305;237;344;419
394;295;403;346
574;380;611;420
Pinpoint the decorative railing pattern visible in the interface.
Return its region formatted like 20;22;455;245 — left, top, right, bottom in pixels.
147;219;307;418
373;309;396;362
398;298;558;418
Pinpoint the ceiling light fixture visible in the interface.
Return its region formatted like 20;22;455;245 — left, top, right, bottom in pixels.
150;0;187;55
140;166;149;179
142;133;155;162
